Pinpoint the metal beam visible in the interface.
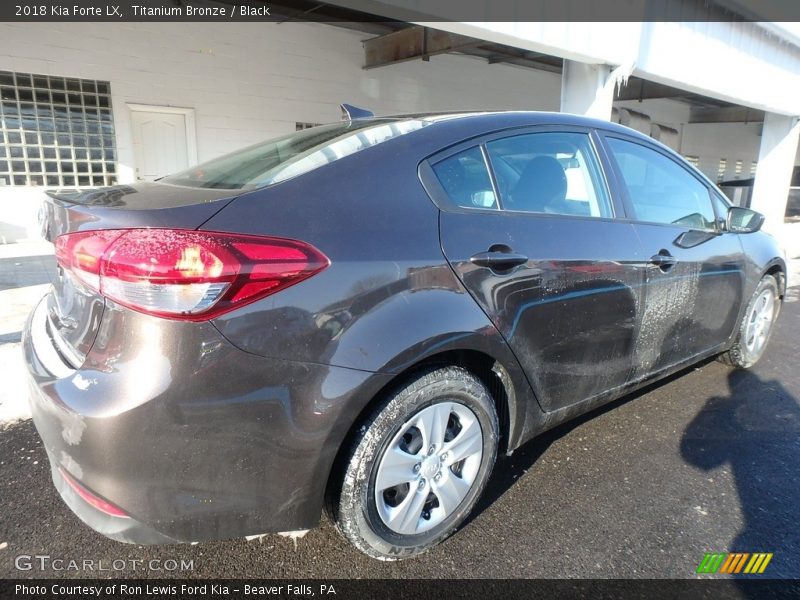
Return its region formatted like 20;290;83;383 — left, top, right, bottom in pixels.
615;79;694;102
689;106;765;123
363;26;480;69
478;46;562;73
482;55;562;74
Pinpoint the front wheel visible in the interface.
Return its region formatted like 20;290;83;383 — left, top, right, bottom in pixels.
719;274;780;368
331;366;499;560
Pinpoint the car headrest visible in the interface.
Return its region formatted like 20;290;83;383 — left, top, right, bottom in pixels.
510;156;567;213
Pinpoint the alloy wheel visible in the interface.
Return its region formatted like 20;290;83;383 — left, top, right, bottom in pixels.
374;402;484;535
744;288;776;355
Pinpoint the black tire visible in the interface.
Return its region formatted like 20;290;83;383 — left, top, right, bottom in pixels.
718;274;780;368
331;366;499;561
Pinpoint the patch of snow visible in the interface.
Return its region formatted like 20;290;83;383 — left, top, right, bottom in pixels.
0;344;32;428
278;529;309;551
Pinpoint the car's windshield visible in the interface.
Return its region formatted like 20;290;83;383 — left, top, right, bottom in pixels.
161;118;429;190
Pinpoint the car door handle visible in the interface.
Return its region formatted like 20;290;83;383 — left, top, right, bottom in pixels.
470;250;529;270
649;251;678;271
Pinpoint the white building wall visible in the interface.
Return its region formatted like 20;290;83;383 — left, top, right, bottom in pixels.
681;122;764;182
0;21;561;241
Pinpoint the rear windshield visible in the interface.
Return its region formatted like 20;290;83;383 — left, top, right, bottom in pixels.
161;119;429;190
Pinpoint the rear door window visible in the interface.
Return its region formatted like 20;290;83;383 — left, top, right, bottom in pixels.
485;131;613;218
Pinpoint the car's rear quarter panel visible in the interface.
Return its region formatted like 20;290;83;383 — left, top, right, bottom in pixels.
25;298;395;541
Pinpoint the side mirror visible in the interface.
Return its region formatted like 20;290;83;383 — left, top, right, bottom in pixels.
727;206;765;233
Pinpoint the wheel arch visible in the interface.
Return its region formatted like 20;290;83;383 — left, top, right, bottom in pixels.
764;260;787;298
323;346;536;514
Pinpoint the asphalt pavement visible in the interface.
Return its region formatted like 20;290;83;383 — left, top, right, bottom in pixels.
1;289;798;579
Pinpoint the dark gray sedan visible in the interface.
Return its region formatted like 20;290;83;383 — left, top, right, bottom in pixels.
24;111;786;560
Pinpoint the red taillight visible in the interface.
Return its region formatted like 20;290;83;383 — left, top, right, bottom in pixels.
55;229;330;320
59;468;130;518
55;229;124;291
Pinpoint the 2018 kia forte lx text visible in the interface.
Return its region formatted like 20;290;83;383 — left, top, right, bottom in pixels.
24;111;785;560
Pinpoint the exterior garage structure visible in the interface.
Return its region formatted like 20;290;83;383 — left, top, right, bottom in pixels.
1;0;799;243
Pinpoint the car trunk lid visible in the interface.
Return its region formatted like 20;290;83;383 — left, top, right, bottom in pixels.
40;183;239;368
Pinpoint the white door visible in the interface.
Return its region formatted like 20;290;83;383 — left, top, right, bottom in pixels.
130;110;190;181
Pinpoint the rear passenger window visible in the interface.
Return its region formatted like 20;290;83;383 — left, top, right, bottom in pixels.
431;147;497;209
485;132;612;218
606;137;716;230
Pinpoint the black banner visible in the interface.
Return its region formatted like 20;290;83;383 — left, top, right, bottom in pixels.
2;579;800;600
3;0;800;23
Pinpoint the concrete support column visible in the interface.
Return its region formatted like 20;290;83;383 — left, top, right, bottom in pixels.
560;59;615;121
750;112;800;233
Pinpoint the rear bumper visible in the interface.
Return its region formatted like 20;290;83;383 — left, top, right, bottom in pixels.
48;460;175;544
23;297;391;544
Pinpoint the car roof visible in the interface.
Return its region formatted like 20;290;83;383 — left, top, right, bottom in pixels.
375;110;650;139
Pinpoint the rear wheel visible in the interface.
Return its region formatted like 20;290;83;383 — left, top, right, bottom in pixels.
331;366;499;560
719;274;780;368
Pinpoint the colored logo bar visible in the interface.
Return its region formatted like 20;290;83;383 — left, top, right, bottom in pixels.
697;552;773;574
